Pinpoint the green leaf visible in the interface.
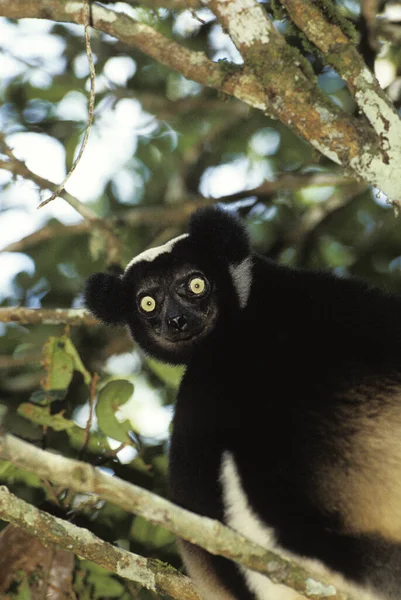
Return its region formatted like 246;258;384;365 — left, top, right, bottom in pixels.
96;380;134;443
17;403;75;432
41;334;91;391
62;337;92;385
17;404;113;454
41;336;74;391
29;389;66;406
79;562;126;598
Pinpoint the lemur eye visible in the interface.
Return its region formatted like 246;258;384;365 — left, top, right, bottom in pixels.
140;296;156;312
189;277;206;295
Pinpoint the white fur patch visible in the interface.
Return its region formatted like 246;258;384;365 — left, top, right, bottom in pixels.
220;452;377;600
229;257;253;308
220;451;293;600
125;234;189;271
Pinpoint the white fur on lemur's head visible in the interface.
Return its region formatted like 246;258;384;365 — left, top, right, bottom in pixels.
125;234;189;271
84;206;253;364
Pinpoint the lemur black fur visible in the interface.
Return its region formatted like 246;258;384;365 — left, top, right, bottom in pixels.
85;206;401;600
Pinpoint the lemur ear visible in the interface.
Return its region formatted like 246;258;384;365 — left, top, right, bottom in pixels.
188;206;250;264
84;272;127;325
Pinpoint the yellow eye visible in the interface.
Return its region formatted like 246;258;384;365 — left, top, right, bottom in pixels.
140;296;156;312
189;277;206;295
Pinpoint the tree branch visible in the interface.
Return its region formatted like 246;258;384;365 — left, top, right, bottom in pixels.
2;174;356;254
276;0;401;187
0;486;201;600
0;133;98;222
206;0;401;201
0;134;123;265
2;222;89;253
37;0;97;210
0;308;99;326
0;1;266;112
0;432;351;599
2;0;401;200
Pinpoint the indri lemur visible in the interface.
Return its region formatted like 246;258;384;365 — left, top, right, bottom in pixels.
85;206;401;600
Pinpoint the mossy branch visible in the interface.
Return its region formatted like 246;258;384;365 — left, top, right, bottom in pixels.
0;432;353;600
0;486;201;600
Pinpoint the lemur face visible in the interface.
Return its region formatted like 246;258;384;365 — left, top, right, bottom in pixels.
123;239;220;364
84;206;252;364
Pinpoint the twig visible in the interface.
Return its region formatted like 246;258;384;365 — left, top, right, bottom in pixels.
0;138;98;222
0;308;99;326
1;173;356;256
37;0;96;209
0;486;201;600
1;221;89;253
0;432;351;599
80;372;99;459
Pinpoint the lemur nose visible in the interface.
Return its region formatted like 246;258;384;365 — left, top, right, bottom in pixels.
168;315;188;331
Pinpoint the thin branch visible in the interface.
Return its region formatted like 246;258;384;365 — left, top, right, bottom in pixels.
0;486;201;600
0;134;122;266
0;432;351;599
37;0;96;209
214;173;357;203
0;134;98;222
1;221;89;253
1;174;357;254
287;183;365;248
100;0;201;8
79;372;99;459
377;22;401;44
0;308;99;326
0;1;265;110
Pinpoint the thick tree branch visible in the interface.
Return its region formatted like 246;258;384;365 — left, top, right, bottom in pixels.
2;0;401;199
276;0;401;189
206;0;401;200
0;432;351;599
0;1;266;112
0;486;201;600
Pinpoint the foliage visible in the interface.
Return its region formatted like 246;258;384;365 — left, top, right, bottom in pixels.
1;0;401;597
